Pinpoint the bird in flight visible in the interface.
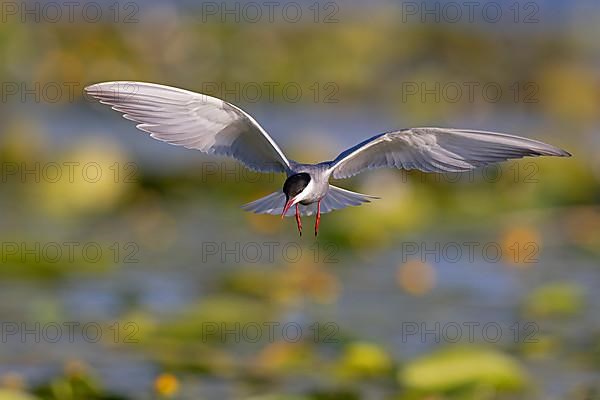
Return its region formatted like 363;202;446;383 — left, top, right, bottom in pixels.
85;81;570;236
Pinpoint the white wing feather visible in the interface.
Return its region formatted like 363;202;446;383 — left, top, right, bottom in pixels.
329;127;570;179
85;81;291;173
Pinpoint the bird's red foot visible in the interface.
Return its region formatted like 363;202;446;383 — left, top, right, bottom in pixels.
295;204;302;236
314;200;321;237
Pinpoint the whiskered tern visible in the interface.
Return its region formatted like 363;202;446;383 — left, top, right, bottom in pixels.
85;81;570;236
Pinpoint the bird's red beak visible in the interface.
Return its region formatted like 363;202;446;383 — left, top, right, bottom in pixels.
281;198;295;219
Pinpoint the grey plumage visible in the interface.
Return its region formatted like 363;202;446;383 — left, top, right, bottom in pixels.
85;81;570;220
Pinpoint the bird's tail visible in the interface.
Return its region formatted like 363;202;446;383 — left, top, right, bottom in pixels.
241;185;378;217
241;191;288;216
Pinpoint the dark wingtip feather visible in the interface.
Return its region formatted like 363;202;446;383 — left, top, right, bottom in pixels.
544;147;571;157
84;82;103;93
559;149;572;157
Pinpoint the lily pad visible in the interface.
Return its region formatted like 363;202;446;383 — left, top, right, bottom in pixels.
523;283;584;318
399;346;527;392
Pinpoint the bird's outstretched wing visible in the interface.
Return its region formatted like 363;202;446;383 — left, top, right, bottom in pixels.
85;81;291;173
328;127;570;179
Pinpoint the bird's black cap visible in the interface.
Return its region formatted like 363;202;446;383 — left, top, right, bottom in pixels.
283;173;311;200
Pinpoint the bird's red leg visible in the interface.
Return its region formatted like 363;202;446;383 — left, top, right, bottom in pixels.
314;200;321;237
295;204;302;236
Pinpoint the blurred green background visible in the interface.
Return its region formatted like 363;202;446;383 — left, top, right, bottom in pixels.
0;0;599;399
